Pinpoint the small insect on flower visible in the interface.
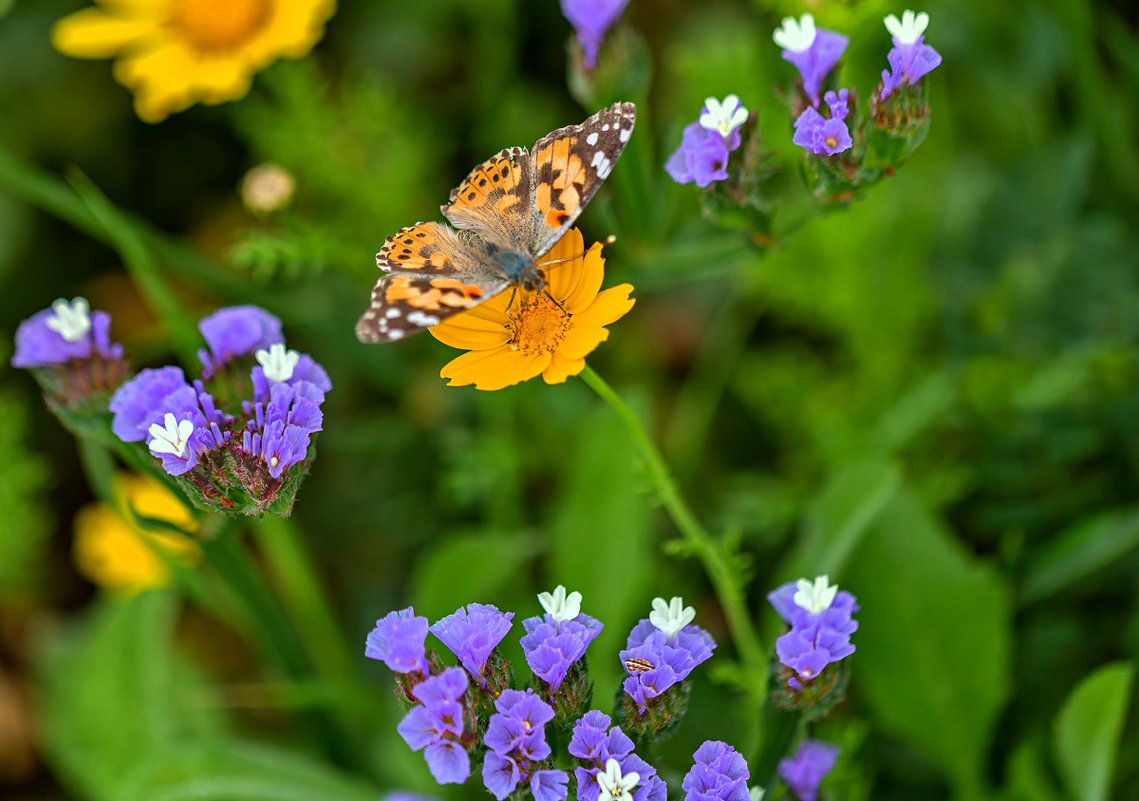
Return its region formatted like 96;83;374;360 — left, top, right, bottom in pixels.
623;657;655;674
355;103;636;344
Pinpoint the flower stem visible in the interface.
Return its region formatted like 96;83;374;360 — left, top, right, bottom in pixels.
579;366;766;698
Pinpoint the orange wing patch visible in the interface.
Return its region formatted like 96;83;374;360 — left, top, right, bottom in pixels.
376;221;482;274
532;135;586;230
386;277;489;311
441;147;529;238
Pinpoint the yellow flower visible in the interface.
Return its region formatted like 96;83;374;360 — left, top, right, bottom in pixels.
73;473;200;594
51;0;336;123
430;228;635;391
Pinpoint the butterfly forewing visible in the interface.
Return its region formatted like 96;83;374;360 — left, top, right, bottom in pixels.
440;146;530;248
526;101;636;255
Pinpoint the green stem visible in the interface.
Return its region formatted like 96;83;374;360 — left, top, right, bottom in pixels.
250;515;355;686
579;366;766;698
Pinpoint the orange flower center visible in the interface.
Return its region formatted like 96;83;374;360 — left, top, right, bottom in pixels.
509;294;571;355
167;0;272;53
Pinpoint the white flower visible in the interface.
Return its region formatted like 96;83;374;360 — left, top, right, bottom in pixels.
649;596;695;640
750;787;766;801
773;14;816;53
597;758;640;801
241;163;296;214
884;10;929;45
793;575;838;614
699;95;749;137
538;585;582;623
45;297;91;342
147;413;195;458
256;343;300;382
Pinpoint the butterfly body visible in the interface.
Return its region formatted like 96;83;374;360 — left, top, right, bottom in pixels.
356;102;636;343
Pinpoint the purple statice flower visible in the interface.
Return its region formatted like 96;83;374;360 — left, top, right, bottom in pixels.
778;740;839;801
12;297;124;368
559;0;630;70
380;793;441;801
682;741;750;801
431;603;514;687
880;10;942;100
366;607;430;674
397;667;470;784
521;585;603;691
665;96;747;188
620;597;716;710
111;367;230;476
197;305;284;379
768;576;858;686
792;90;853;157
250;343;332;402
482;689;568;801
240;379;325;478
773;14;848;108
569;711;665;801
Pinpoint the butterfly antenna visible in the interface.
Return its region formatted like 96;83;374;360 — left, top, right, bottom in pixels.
543;289;568;314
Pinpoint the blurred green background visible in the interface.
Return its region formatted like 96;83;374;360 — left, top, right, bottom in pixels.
1;0;1138;800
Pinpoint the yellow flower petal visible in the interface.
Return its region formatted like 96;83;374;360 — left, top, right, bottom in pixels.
441;347;550;391
574;284;636;328
542;351;586;384
544;228;585;298
51;8;157;58
429;310;511;351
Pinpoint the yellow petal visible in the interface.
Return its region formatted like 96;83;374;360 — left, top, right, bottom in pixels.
51;8;157;58
440;347;550;391
430;310;511;351
73;503;168;593
573;284;636;328
544;228;585;298
542;350;586;384
559;325;610;361
195;59;255;104
562;243;606;315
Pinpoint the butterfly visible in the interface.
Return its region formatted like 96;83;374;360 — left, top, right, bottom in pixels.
355;102;636;343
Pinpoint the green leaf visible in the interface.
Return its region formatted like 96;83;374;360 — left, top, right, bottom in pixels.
1053;661;1135;801
1019;507;1139;606
37;591;218;801
409;530;541;621
115;739;378;801
550;404;655;701
1005;738;1063;801
784;459;900;581
873;371;956;452
846;491;1012;796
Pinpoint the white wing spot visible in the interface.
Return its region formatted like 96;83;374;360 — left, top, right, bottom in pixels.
407;311;440;327
586;132;599;146
591;150;612;178
388;329;405;340
619;127;632;142
385;308;401;318
601;124;610;131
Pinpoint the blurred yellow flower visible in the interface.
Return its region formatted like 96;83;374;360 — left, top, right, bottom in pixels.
73;473;200;594
430;228;635;391
51;0;336;123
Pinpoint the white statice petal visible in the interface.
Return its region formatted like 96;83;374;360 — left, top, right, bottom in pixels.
885;9;929;44
147;412;190;457
45;297;92;342
538;585;583;622
256;343;300;382
649;595;696;638
773;14;816;52
793;575;839;613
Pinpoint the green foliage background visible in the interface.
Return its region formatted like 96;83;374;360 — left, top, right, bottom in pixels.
1;1;1137;800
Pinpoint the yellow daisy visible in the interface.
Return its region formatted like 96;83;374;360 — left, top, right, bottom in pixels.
429;228;635;391
73;473;200;594
51;0;336;123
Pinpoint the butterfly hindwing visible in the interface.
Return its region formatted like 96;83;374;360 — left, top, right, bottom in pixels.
526;101;636;255
376;221;488;275
356;273;509;343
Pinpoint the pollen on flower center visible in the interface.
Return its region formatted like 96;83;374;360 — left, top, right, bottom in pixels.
167;0;273;53
824;135;838;148
508;295;572;354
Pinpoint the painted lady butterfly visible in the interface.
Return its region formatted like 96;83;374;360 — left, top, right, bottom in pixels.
355;102;636;343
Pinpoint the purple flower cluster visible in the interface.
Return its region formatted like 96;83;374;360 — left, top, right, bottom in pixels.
483;689;568;801
665;96;748;189
880;10;942;100
520;610;603;691
559;0;630;70
197;305;283;379
396;667;471;784
620;613;716;710
778;740;839;801
773;14;848;108
681;741;750;801
792;90;853;157
768;576;858;687
431;603;515;687
12;297;123;369
107;305;330;486
569;711;666;801
365;607;429;674
110;366;232;475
